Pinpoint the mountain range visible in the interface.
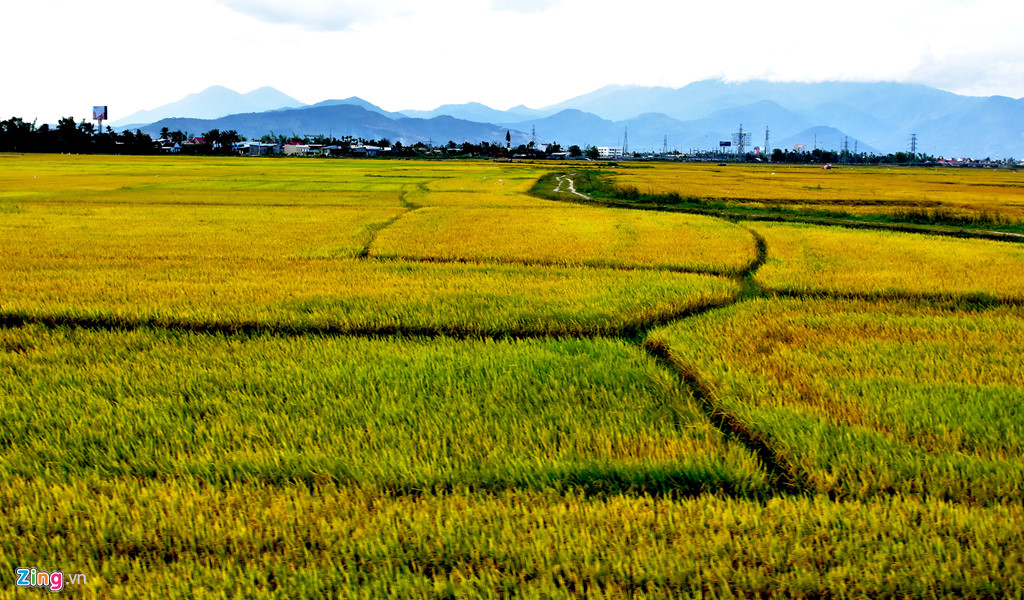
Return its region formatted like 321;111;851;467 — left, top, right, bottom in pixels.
116;81;1024;159
111;86;305;126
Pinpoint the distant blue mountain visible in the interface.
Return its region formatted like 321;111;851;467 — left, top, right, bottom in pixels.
111;85;305;127
401;102;545;123
122;80;1024;158
307;97;406;119
501;109;618;148
136;104;531;146
538;80;1023;158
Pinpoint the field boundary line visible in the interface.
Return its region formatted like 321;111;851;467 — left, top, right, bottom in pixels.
356;214;409;259
763;288;1024;307
0;295;742;343
642;338;812;496
737;227;769;279
366;252;748;278
0;312;592;341
356;185;425;259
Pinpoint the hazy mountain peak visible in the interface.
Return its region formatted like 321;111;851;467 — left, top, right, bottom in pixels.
111;85;306;127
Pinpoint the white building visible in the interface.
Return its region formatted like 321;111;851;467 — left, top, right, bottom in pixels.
597;147;623;159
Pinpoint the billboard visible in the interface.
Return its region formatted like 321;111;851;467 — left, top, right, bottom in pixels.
93;106;108;120
719;141;731;147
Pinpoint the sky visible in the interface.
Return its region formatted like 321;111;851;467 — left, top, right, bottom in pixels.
4;0;1023;124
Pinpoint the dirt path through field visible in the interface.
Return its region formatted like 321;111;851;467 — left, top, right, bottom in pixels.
554;175;591;200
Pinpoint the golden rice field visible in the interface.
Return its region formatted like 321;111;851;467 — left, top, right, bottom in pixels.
608;162;1024;219
750;221;1024;300
2;153;1023;598
647;297;1024;503
372;206;757;274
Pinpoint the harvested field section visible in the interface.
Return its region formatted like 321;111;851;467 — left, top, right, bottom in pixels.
647;297;1024;503
372;205;758;274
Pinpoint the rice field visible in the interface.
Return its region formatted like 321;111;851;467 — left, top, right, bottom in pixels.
371;206;758;274
608;162;1024;220
646;297;1024;504
749;221;1024;300
2;154;1023;598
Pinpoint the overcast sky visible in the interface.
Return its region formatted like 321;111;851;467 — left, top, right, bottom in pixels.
4;0;1023;124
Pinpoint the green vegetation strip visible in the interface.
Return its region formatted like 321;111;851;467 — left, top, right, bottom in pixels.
533;170;1024;241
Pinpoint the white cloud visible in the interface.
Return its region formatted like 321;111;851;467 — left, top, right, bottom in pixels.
211;0;423;31
2;0;1022;125
909;49;1024;98
490;0;561;14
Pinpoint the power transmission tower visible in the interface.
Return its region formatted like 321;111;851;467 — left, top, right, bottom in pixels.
909;133;918;155
732;124;751;158
764;126;771;156
663;135;668;156
622;127;628;156
531;125;536;147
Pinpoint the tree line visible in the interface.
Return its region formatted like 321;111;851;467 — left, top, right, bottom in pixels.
767;148;939;164
1;117;156;154
1;117;600;159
